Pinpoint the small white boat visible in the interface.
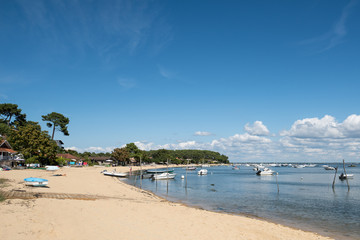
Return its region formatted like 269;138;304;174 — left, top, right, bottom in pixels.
256;168;275;175
323;165;336;170
293;164;305;168
339;173;354;180
45;165;60;171
198;169;208;175
102;170;128;177
152;172;176;180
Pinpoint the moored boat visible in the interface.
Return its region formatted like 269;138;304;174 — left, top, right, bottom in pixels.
197;169;208;175
256;168;275;175
339;173;354;180
323;165;336;170
152;172;176;180
146;169;174;174
102;170;128;177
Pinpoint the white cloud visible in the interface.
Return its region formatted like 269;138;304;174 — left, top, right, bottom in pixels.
244;121;270;136
341;114;360;137
85;146;115;153
194;131;213;136
279;114;360;161
280;115;343;138
134;141;155;151
67;114;360;162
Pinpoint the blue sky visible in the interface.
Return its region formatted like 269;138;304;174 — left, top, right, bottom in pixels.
1;0;360;162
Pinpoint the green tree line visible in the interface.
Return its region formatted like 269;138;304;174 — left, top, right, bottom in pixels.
0;103;69;166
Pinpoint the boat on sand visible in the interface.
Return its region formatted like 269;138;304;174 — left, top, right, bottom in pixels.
102;170;128;177
24;177;48;187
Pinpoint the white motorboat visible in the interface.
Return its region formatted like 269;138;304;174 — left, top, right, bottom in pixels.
197;169;208;175
323;165;336;170
339;173;354;180
102;170;128;177
293;164;305;168
152;172;176;180
256;168;275;175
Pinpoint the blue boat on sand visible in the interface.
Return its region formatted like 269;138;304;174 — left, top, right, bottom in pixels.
24;177;48;187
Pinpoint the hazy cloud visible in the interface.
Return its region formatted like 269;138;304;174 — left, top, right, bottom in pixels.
13;0;172;61
117;77;137;89
158;65;177;79
299;0;357;52
194;131;213;136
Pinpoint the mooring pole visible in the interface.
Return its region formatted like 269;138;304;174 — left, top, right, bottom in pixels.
332;167;338;190
343;159;350;191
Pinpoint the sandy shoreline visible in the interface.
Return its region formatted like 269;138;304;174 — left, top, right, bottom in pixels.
0;166;332;240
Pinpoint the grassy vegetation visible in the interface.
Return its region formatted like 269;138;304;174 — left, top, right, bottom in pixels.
0;178;9;202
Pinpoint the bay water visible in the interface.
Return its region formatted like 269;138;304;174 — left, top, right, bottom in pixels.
124;164;360;240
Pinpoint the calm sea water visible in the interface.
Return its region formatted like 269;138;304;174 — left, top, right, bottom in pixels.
124;164;360;240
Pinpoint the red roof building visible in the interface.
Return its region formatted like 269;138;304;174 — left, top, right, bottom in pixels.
0;140;17;161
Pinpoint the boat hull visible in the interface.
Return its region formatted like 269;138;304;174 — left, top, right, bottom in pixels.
103;171;128;177
152;173;176;180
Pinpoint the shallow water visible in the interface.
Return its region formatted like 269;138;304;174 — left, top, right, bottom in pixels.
124;164;360;240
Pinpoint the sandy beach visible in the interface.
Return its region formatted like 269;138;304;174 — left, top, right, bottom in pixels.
0;166;332;240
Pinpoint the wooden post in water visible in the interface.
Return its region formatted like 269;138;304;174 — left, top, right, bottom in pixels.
332;167;338;190
343;159;350;191
140;156;142;189
185;159;189;189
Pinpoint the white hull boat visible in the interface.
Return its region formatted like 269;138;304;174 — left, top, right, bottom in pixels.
323;166;336;170
339;173;354;180
103;170;128;177
152;172;176;180
256;168;275;175
198;169;208;175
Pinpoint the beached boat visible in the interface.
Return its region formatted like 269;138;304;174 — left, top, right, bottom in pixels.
45;165;60;171
256;168;275;175
198;169;208;175
24;177;48;187
102;170;128;177
323;165;336;170
152;172;176;180
339;173;354;180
